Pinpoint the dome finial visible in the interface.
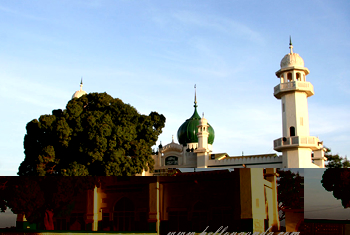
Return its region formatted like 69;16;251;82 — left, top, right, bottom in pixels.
80;77;83;90
289;36;293;54
194;84;197;108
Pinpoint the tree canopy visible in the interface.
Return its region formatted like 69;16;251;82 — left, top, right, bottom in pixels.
277;169;304;221
321;168;350;208
325;148;350;168
18;92;166;176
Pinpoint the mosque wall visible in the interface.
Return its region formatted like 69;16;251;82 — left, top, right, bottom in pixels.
24;170;279;233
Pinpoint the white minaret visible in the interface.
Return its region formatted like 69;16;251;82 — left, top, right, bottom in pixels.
195;113;210;168
273;38;326;168
196;113;210;152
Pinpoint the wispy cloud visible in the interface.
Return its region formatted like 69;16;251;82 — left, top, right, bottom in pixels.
171;10;264;44
147;9;264;80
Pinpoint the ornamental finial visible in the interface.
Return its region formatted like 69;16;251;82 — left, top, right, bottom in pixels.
194;84;197;108
289;36;293;54
80;77;83;90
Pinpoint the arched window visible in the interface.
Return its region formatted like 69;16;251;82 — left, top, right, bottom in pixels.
296;73;301;81
290;126;295;137
113;198;135;231
287;73;292;82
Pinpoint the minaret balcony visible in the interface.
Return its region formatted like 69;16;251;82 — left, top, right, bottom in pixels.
274;136;323;151
274;81;314;99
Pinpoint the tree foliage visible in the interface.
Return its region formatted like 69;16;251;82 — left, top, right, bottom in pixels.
0;176;98;230
18;93;166;176
277;169;304;221
325;148;350;168
321;168;350;208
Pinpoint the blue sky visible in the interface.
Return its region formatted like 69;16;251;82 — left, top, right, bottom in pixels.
0;0;349;175
305;169;350;220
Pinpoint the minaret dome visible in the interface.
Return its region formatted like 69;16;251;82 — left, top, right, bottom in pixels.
280;37;305;69
72;78;87;99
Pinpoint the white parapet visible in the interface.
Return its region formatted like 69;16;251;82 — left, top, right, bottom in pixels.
208;154;283;168
274;136;323;151
274;81;314;99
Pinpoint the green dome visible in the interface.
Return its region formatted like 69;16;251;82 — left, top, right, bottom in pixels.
177;105;215;146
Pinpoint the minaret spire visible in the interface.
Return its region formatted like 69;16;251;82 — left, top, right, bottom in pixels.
289;36;293;54
194;84;197;108
80;77;83;90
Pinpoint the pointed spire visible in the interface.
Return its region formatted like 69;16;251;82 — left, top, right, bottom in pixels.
172;135;174;143
289;36;293;54
80;77;83;90
194;84;197;108
188;84;201;120
202;112;204;118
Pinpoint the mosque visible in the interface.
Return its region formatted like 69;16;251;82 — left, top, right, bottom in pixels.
152;40;327;170
70;41;326;170
14;41;313;234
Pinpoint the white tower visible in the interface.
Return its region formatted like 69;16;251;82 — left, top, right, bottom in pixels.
273;38;326;168
195;114;210;168
195;113;210;152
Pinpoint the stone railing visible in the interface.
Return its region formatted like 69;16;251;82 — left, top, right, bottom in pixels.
274;136;321;151
274;81;314;98
208;155;282;168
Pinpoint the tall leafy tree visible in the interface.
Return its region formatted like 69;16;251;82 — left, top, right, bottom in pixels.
322;168;350;208
277;169;304;221
325;148;350;168
18;92;165;176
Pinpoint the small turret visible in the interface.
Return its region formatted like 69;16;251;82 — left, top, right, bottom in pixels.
195;113;210;153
